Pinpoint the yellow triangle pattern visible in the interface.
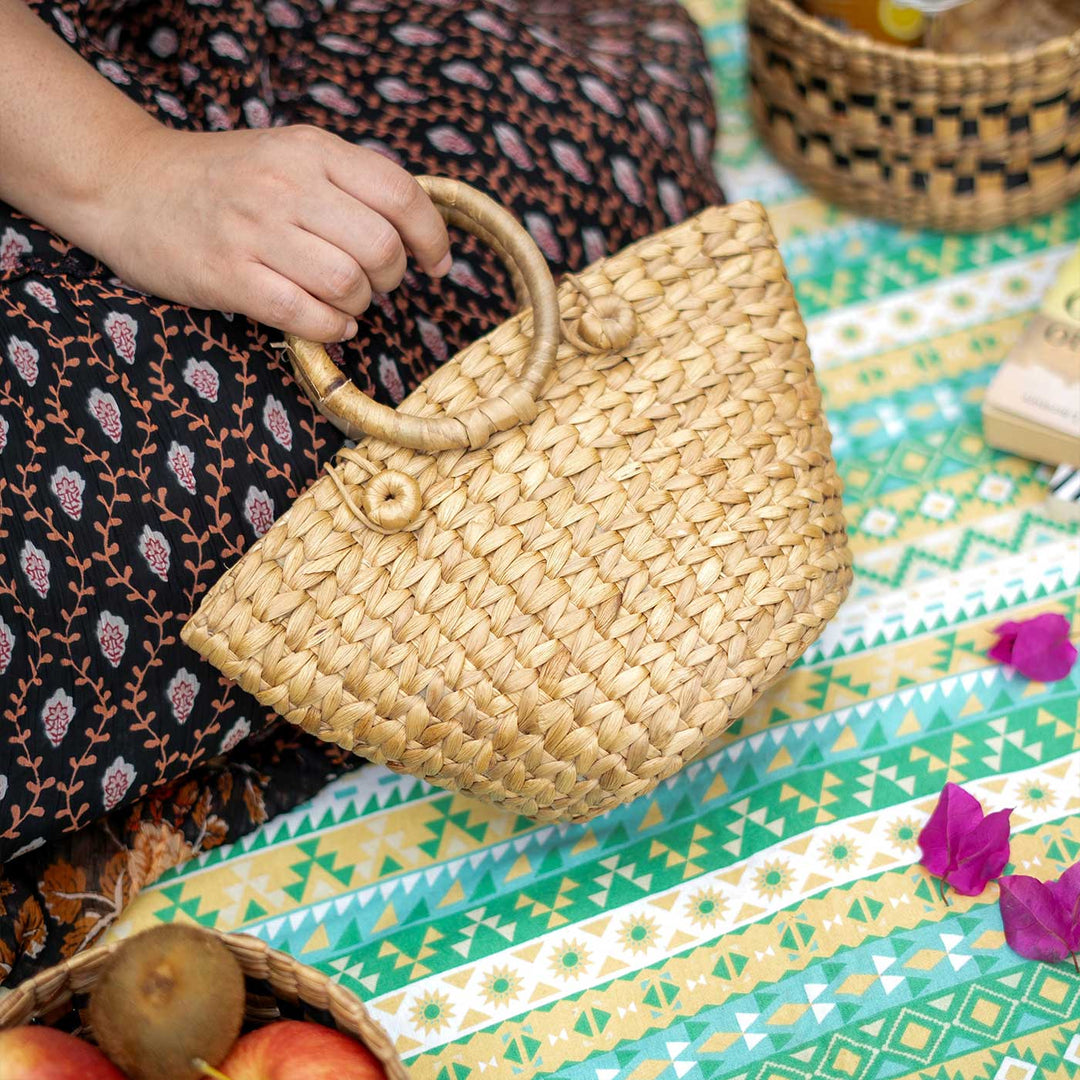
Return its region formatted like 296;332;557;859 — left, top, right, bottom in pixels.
372;902;398;935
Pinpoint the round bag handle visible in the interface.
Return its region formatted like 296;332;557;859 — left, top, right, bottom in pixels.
282;175;561;452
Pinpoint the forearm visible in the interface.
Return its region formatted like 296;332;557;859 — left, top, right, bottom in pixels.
0;0;161;257
0;0;450;340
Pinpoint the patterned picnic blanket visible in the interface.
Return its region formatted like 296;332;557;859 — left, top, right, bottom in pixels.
109;3;1080;1077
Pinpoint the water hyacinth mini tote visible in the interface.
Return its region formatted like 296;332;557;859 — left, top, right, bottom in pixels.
182;177;852;824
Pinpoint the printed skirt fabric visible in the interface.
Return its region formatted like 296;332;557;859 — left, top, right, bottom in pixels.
0;0;722;979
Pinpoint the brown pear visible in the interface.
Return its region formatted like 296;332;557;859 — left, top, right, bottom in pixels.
88;925;246;1080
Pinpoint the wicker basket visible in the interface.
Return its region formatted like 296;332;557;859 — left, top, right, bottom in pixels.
0;932;408;1080
748;0;1080;231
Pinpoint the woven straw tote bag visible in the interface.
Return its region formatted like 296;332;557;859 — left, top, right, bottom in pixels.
182;177;852;824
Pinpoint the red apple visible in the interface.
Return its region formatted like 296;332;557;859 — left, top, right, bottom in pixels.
205;1021;385;1080
0;1026;128;1080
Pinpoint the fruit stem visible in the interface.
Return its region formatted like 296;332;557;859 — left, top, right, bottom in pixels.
193;1058;234;1080
1071;951;1079;974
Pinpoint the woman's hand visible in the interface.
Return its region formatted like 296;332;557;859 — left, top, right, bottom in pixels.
93;125;451;342
0;0;448;340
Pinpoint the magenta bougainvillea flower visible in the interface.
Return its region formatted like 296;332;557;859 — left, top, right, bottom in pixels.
999;863;1080;972
918;783;1012;899
988;612;1077;682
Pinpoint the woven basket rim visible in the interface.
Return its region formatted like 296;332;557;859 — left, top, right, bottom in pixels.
0;931;410;1080
751;0;1080;71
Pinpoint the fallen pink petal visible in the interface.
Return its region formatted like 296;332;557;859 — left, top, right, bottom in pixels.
1048;862;1080;954
918;782;985;879
988;612;1078;682
945;808;1013;897
999;864;1080;971
918;782;1013;899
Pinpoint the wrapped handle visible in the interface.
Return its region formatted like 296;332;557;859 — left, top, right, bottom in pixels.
282;175;561;452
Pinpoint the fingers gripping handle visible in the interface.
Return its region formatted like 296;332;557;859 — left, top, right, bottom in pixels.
282;175;561;452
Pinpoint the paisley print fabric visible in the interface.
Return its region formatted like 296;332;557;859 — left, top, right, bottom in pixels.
0;0;721;895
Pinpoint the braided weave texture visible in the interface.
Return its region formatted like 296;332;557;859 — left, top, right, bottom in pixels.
182;200;852;823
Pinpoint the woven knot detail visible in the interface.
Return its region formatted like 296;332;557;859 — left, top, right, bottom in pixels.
325;453;426;534
361;469;422;531
566;293;639;353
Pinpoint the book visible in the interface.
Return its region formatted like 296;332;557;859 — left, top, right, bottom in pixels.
983;246;1080;467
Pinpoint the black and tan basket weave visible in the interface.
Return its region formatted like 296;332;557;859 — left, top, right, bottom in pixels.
748;0;1080;231
0;932;408;1079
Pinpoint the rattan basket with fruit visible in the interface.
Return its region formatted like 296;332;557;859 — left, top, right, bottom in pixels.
0;926;407;1080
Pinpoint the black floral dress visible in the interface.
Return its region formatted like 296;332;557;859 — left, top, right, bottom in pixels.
0;0;723;981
